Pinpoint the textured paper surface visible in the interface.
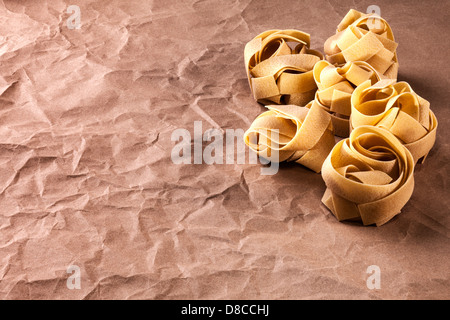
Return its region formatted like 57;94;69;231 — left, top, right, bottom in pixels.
0;0;449;300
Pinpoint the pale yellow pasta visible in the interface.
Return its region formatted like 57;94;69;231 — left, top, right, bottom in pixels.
350;80;438;163
242;12;439;227
244;29;323;106
244;101;335;173
313;60;383;137
324;9;398;79
321;126;415;226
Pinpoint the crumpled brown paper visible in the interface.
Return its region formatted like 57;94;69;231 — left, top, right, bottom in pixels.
0;0;448;300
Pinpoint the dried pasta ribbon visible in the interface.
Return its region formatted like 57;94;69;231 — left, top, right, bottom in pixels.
324;9;399;79
350;80;438;163
244;101;335;173
321;125;415;226
244;29;323;106
313;60;382;137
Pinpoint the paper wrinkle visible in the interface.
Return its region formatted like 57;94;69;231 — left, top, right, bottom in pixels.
0;0;448;300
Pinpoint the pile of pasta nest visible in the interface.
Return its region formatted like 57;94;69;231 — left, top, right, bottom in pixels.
243;9;438;226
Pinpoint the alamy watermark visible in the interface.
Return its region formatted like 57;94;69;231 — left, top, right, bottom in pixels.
67;5;81;30
66;265;81;290
367;5;382;31
171;121;279;175
366;265;381;290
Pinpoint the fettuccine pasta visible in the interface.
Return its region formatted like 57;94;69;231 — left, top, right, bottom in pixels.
321;125;415;226
244;29;323;106
324;9;399;79
244;102;335;173
313;60;383;137
351;80;438;163
242;9;439;226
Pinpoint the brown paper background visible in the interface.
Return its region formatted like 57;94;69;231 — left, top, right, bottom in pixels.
0;0;448;300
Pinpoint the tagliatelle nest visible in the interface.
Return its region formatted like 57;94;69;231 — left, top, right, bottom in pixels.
321;126;415;226
313;60;383;137
242;9;439;226
324;9;399;79
350;80;438;163
243;102;335;173
244;29;323;106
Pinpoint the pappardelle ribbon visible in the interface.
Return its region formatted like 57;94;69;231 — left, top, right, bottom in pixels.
244;29;323;106
324;9;399;79
350;80;438;163
321;125;415;226
242;9;439;226
313;60;382;137
244;102;335;173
